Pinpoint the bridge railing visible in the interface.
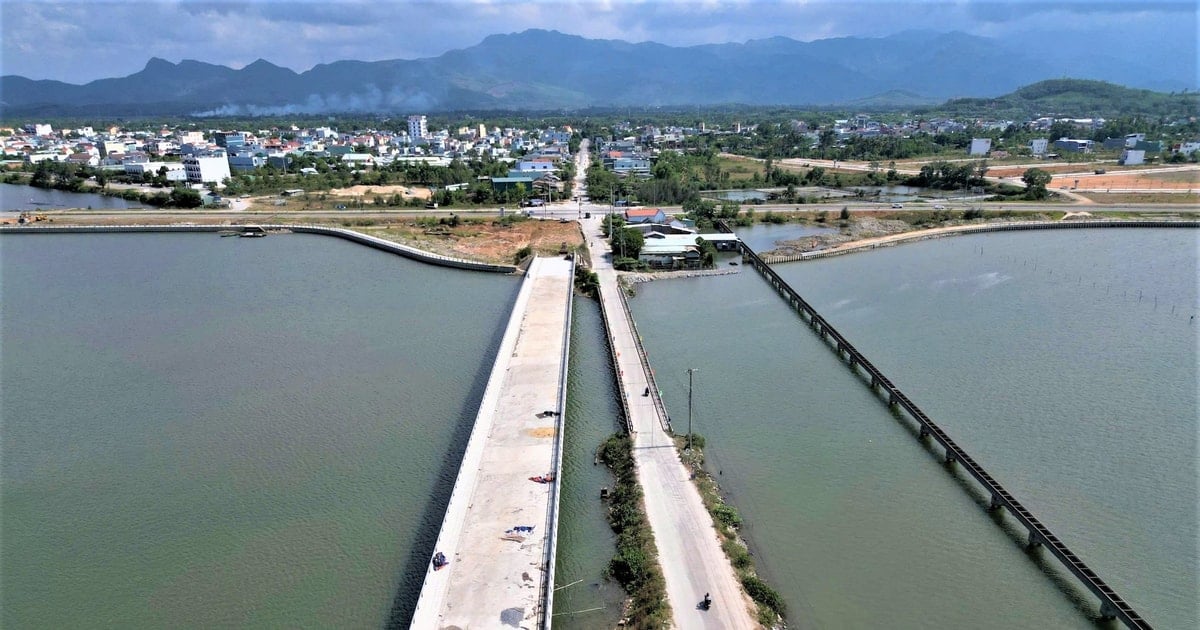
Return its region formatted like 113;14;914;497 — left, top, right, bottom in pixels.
739;239;1155;630
541;255;575;629
615;281;672;433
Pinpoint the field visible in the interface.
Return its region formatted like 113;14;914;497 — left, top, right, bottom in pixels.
365;217;583;264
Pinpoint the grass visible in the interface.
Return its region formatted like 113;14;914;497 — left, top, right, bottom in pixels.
716;156;763;182
1076;192;1200;204
676;434;786;627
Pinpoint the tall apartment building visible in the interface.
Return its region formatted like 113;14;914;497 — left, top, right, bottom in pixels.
407;115;428;142
183;152;231;184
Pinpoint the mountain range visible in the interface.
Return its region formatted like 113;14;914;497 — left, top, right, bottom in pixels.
1;29;1192;117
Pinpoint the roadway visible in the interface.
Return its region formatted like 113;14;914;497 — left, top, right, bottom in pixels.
409;256;573;630
574;140;757;628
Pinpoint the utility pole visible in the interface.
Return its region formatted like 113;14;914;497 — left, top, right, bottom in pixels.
686;368;698;451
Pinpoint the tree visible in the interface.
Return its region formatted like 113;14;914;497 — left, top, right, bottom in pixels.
1021;167;1053;199
612;227;644;259
168;187;202;208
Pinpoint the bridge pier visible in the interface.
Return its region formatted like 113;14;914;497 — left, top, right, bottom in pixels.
1027;531;1042;548
918;425;930;438
989;494;1004;511
944;450;957;464
888;392;899;406
1100;601;1119;621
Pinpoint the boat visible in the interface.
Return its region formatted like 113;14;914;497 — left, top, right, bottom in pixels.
218;230;239;237
239;225;267;237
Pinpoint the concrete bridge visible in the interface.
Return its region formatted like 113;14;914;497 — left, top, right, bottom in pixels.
409;256;575;629
735;235;1154;629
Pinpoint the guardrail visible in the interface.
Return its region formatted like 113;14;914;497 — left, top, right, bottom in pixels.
739;240;1153;629
756;220;1199;264
615;281;672;433
595;284;634;434
541;255;575;629
0;223;517;273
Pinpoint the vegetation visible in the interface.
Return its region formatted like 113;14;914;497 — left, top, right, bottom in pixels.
611;227;645;259
598;434;671;628
512;245;533;265
927;79;1200;121
573;266;599;297
1021;167;1053;200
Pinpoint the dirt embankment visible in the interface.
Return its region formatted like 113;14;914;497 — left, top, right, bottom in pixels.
367;218;582;265
327;185;433;199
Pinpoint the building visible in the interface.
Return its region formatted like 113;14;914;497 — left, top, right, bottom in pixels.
1029;138;1049;155
1054;138;1094;153
1133;140;1163;153
228;153;266;171
624;207;667;224
213;132;246;150
1175;141;1200;156
183;153;231;184
969;138;992;156
1118;149;1145;166
408;115;428;142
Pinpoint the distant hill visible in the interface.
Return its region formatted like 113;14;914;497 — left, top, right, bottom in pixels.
1;29;1194;116
922;79;1200;119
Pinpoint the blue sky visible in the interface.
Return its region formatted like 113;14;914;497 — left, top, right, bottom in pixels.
2;0;1196;83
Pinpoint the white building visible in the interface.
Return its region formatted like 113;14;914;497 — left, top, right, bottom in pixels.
183;153;231;184
1176;141;1200;156
1029;138;1049;155
969;138;992;156
1118;149;1145;166
407;115;428;142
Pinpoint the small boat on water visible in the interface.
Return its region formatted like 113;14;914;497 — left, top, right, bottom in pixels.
218;230;239;237
239;225;267;237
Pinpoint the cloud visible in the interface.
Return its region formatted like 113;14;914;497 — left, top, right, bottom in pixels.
1;0;1194;83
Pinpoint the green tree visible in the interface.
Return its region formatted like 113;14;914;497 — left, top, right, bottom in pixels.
612;227;644;259
1021;167;1052;199
168;187;202;208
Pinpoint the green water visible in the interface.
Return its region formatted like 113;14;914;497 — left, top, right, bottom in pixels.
552;298;625;629
1;233;520;628
630;228;1197;629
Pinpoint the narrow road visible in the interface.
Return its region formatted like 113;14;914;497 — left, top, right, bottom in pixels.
581;208;758;629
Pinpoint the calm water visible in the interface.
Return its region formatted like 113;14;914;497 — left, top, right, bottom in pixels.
552;299;625;629
1;182;140;210
1;233;520;628
735;223;838;253
630;228;1197;629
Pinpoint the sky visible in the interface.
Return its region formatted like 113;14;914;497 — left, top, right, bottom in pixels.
2;0;1196;83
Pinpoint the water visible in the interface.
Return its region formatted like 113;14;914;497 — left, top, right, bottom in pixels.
707;189;769;202
628;227;1197;629
0;232;521;628
1;182;141;210
772;228;1198;629
552;298;625;629
734;223;838;253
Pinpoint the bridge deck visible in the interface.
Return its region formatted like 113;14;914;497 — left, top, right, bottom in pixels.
409;256;574;630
